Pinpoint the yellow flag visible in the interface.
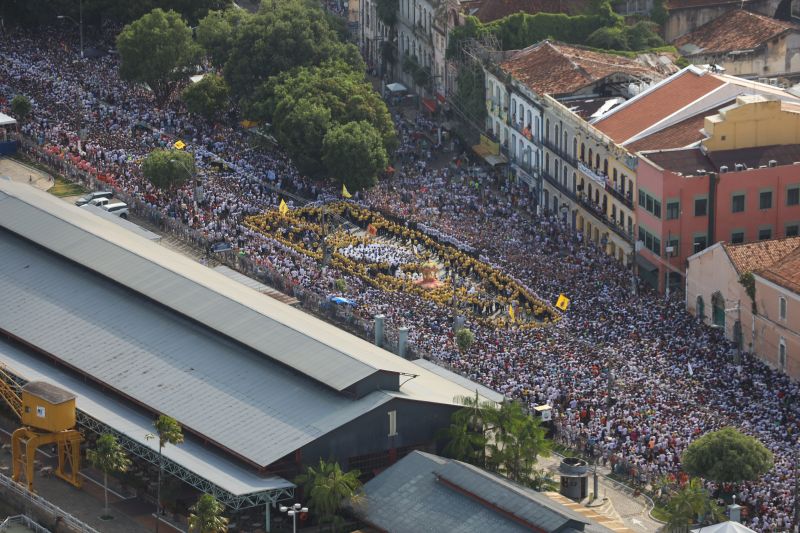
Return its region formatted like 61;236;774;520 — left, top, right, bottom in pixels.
508;305;515;322
279;199;288;215
173;140;186;150
556;294;570;311
342;183;352;199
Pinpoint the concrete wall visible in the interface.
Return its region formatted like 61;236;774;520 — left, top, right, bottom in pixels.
704;96;800;151
752;275;800;377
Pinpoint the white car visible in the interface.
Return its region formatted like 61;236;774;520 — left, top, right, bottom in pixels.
102;202;129;219
89;197;110;207
75;191;112;206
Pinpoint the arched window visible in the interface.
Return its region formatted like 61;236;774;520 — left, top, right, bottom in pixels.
603;159;609;175
573;138;578;158
595;154;601;169
581;143;586;161
545;119;550;142
696;295;705;319
712;292;725;327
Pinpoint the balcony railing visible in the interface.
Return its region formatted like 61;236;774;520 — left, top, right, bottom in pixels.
541;138;578;168
413;23;433;44
509;120;541;148
605;182;634;209
578;162;607;186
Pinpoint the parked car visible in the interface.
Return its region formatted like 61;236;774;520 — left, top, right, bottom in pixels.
74;191;112;206
102;202;129;219
89;197;110;207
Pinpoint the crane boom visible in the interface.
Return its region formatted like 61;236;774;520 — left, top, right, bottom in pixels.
0;365;22;419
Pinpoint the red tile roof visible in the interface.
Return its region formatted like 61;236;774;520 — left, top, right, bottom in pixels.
593;68;725;143
499;41;663;97
460;0;588;22
759;246;800;293
673;10;799;54
723;237;800;274
626;101;732;152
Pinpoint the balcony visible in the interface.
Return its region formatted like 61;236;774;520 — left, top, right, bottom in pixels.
413;23;433;45
605;182;634;209
576;194;633;243
541;168;578;202
509;120;541;148
541;138;577;168
578;162;607;186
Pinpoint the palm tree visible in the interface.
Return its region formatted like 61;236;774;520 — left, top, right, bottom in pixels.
146;415;184;532
665;478;724;532
485;401;551;482
295;459;362;531
188;494;228;533
86;433;132;519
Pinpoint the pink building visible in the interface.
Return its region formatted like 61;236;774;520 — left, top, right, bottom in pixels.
686;237;800;378
639;144;800;292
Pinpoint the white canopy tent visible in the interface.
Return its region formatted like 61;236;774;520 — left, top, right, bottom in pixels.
386;82;408;93
691;521;757;533
0;112;17;127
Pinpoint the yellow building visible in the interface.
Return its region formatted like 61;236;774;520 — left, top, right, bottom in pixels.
703;95;800;151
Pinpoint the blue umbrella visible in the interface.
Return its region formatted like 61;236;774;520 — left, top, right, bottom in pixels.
329;296;356;306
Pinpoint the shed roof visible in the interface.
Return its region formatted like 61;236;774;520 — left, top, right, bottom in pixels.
500;41;662;97
23;381;75;404
673;10;798;55
351;451;607;533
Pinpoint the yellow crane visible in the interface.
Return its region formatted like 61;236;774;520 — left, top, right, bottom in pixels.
0;365;82;492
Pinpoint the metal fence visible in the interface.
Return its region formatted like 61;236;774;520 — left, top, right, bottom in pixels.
0;515;51;533
0;472;101;533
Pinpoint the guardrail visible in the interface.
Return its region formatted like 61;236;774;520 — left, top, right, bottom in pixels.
0;472;101;533
0;515;51;533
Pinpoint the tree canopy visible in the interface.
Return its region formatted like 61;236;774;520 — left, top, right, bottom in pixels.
10;95;32;121
220;0;363;103
142;149;197;190
322;121;388;192
455;328;475;353
188;494;228;533
265;61;396;179
295;459;362;529
87;433;131;518
681;427;773;484
182;74;230;121
116;8;200;105
664;478;725;531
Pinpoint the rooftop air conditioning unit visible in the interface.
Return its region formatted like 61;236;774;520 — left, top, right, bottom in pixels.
720;165;729;173
768;160;778;167
769;78;779;86
735;163;745;171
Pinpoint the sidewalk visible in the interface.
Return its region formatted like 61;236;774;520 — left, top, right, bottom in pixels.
537;454;663;532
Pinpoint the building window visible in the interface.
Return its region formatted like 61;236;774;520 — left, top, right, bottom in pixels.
731;231;744;244
694;197;708;216
638;226;661;255
787;186;799;206
638;190;662;218
759;190;773;209
731;193;745;213
388;410;397;436
758;227;772;240
779;296;787;320
787;223;799;237
696;295;705;319
36;406;46;418
779;339;787;371
666;201;680;220
694;234;708;253
712;292;725;328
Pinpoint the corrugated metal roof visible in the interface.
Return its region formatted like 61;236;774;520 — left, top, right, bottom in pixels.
0;228;392;468
0;338;293;496
79;204;162;242
0;181;380;392
352;451;607;533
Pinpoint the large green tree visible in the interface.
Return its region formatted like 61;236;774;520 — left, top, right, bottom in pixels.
10;95;32;122
322;121;388;192
681;427;773;484
188;494;228;533
196;8;249;68
86;433;132;519
116;8;200;105
146;415;184;532
295;459;362;530
182;74;230;122
141;149;196;190
266;61;396;178
223;0;363;103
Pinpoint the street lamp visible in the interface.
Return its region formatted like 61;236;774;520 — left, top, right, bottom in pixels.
279;503;308;533
56;0;83;59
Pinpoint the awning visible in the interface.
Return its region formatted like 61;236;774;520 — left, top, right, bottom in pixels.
0;113;17;127
636;254;658;272
386;82;407;93
421;98;437;113
472;140;507;166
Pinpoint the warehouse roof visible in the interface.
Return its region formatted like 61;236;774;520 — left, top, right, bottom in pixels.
0;179;389;394
350;451;610;533
0;179;495;469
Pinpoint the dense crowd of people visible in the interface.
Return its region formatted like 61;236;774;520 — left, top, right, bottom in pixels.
1;26;798;531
